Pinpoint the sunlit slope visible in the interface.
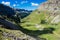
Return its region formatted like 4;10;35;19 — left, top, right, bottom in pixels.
22;10;48;24
21;9;50;30
21;0;60;40
21;10;60;40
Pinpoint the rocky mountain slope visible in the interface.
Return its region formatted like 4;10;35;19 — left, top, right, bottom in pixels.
0;4;16;17
38;0;60;23
0;4;32;19
16;9;32;19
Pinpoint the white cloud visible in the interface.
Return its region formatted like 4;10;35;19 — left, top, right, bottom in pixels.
31;2;39;6
21;1;28;4
13;4;16;7
1;1;10;6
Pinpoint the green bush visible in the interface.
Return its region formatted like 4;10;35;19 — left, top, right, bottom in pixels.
40;20;47;24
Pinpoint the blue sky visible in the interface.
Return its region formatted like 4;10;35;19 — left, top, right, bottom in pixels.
0;0;47;10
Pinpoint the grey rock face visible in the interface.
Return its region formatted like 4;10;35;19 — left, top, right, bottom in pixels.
38;0;60;11
2;32;41;40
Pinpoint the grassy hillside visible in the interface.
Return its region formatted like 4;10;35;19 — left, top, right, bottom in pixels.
21;9;60;40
